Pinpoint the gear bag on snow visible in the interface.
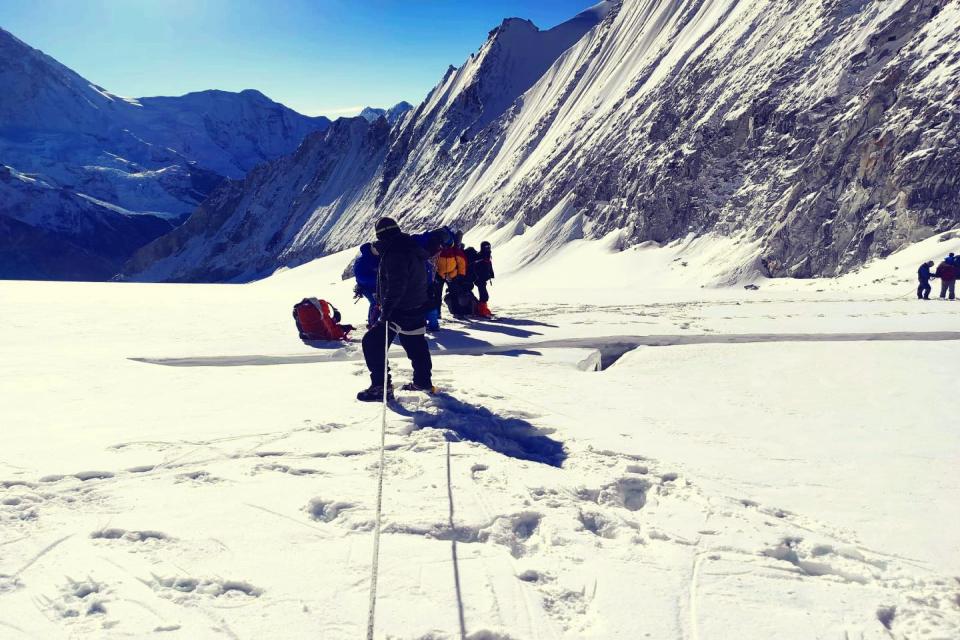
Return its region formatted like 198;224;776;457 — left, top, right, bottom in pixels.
293;298;353;341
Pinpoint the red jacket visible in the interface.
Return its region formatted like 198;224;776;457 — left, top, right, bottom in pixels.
936;262;957;281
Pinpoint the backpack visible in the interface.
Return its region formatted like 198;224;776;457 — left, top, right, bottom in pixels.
463;247;479;282
293;298;352;341
444;277;479;316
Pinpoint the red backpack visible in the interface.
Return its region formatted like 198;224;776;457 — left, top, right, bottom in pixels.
293;298;352;341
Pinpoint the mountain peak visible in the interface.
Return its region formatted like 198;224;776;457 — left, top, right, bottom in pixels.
492;17;539;36
239;88;270;101
360;102;414;125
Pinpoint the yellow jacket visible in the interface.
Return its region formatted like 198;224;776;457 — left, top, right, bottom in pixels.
436;249;467;281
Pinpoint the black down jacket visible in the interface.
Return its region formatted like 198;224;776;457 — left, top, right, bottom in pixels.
375;232;430;320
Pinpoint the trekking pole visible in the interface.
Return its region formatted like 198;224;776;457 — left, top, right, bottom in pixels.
366;321;390;639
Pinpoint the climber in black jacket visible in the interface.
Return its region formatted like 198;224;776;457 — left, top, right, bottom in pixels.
358;217;434;401
917;260;935;300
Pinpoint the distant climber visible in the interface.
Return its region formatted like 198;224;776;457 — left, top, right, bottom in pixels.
436;231;468;283
433;230;467;319
353;242;380;327
935;255;956;300
473;241;495;318
357;217;434;402
917;260;935;300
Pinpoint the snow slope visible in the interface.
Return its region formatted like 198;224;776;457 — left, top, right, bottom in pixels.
127;0;959;283
2;230;960;638
0;27;329;280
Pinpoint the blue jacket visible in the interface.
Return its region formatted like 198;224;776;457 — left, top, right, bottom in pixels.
354;243;379;290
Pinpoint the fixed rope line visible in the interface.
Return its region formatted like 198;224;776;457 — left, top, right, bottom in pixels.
366;322;391;639
446;440;468;640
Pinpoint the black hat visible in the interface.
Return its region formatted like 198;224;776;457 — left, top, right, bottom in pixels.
375;217;401;240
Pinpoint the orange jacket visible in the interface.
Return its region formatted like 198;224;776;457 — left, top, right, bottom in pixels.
436;247;467;281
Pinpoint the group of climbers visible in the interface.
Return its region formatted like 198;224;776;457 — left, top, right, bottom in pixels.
347;218;498;401
918;253;957;300
294;217;498;400
353;224;496;331
433;231;495;321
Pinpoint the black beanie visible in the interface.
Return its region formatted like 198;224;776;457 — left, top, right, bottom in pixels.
375;217;401;240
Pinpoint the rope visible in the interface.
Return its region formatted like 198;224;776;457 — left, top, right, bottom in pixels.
446;440;467;640
366;322;391;639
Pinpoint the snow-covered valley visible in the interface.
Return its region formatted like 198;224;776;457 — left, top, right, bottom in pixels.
2;229;959;639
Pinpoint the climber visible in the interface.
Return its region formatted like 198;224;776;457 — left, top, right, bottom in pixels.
357;217;434;402
936;255;956;300
353;242;380;327
413;227;450;331
917;260;936;300
434;229;468;319
472;241;495;317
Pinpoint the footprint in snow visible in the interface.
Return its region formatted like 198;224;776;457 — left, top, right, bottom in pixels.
597;477;651;512
73;471;115;482
45;578;108;621
305;498;355;523
90;528;171;543
174;470;220;484
150;575;262;600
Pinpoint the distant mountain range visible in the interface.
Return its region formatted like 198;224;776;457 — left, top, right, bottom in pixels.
124;0;959;283
0;26;330;279
360;102;414;125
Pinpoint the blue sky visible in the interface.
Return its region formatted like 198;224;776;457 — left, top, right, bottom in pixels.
0;0;596;118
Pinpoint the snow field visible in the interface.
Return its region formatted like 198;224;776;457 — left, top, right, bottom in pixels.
2;234;960;638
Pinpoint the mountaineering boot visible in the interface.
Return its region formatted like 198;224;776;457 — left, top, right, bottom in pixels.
477;302;493;318
357;384;394;402
401;382;437;394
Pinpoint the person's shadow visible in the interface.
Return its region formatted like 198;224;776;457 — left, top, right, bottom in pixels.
300;339;351;350
492;317;558;329
457;320;542;339
392;393;566;467
427;328;493;350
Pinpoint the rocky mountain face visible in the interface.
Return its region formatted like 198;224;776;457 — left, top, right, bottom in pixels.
126;0;959;283
0;27;329;280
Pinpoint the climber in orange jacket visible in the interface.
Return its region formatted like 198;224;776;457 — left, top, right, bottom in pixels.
432;231;468;324
436;244;467;281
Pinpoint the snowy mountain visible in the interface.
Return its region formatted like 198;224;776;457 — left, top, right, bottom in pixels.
0;27;329;280
359;102;414;126
126;0;959;283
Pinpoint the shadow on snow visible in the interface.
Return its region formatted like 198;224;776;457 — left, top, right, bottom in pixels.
392;394;566;468
455;320;543;339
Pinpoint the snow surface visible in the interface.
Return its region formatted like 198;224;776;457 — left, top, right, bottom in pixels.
2;228;960;638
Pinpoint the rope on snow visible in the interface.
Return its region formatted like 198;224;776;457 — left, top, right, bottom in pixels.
366;323;391;639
